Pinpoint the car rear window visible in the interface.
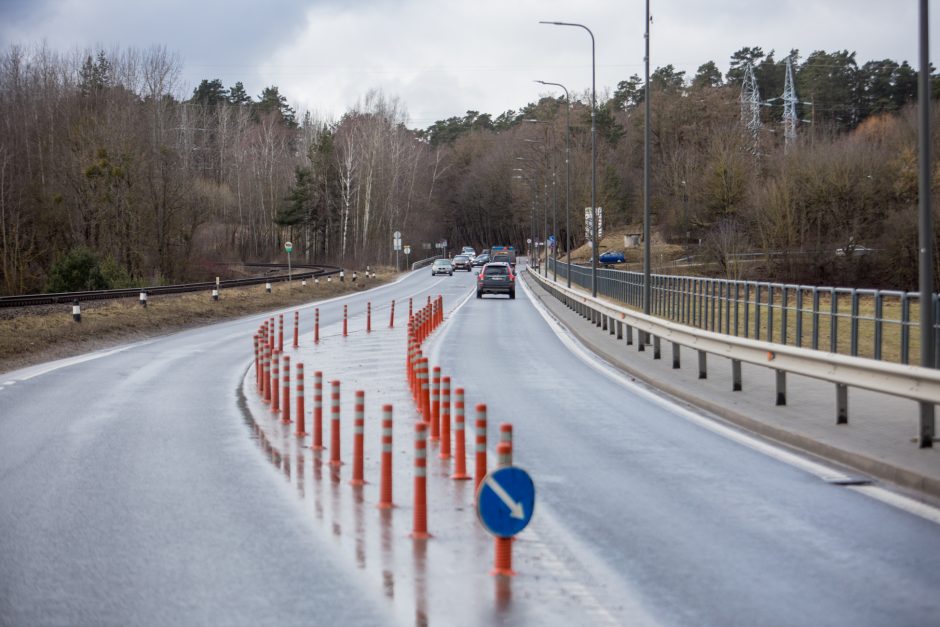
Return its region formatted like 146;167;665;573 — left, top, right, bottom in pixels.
484;266;509;276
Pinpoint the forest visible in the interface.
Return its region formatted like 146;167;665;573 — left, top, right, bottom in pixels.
1;42;938;295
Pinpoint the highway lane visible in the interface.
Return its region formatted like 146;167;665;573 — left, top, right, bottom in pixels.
0;270;468;626
427;265;940;626
3;262;940;626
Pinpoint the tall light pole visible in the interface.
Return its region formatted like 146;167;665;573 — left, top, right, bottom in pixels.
535;79;570;285
643;0;652;320
917;0;935;447
540;20;597;297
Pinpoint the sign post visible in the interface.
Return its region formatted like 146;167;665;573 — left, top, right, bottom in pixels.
393;230;402;271
404;244;411;268
284;241;293;286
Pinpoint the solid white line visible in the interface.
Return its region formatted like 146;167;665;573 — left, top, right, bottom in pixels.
520;275;940;526
9;341;155;382
848;485;940;525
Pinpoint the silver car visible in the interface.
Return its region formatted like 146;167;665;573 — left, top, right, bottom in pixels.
431;259;453;276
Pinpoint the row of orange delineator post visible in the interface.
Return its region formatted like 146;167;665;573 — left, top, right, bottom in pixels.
404;295;516;575
251;296;515;576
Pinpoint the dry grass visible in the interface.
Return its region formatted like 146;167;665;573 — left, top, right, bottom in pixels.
0;270;396;374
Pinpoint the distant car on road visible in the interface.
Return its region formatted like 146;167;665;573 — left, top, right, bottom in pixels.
452;255;472;271
471;253;490;267
476;262;515;299
431;259;454;276
460;246;476;259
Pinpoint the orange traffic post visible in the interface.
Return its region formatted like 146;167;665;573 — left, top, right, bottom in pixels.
253;335;260;390
389;299;395;328
343;304;348;337
499;423;512;452
312;371;324;450
430;367;441;441
281;355;291;424
492;441;515;577
262;344;271;403
451;387;469;479
439;377;451;459
412;422;430;539
278;314;284;352
314;308;320;344
366;302;372;333
351;390;365;486
474;404;488;491
329;380;342;466
419;358;431;421
378;404;394;509
271;349;281;413
293;310;299;348
295;362;307;436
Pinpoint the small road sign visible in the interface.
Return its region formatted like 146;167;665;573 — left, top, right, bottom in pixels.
284;241;293;253
393;230;401;239
404;245;411;255
476;466;535;538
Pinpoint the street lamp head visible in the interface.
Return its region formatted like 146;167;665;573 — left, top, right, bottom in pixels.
539;21;567;26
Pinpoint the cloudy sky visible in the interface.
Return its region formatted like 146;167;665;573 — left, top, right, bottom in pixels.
2;0;937;128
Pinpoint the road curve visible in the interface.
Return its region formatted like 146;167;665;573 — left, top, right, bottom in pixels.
2;264;939;626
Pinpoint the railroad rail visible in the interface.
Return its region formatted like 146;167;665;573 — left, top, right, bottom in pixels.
0;263;342;308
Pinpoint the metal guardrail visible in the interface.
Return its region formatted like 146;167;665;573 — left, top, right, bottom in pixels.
0;263;342;308
412;255;441;270
549;259;940;367
528;268;939;448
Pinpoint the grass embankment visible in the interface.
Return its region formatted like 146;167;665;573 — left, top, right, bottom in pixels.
0;271;396;374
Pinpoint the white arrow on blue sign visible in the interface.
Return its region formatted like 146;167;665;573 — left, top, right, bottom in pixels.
476;466;535;538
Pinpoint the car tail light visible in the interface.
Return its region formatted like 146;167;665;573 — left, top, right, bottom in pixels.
478;272;484;280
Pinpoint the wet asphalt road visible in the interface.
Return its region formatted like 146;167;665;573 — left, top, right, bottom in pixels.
2;264;940;626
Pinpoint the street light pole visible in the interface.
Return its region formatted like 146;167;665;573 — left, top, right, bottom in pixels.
541;20;597;297
643;0;652;320
535;80;572;287
917;0;935;447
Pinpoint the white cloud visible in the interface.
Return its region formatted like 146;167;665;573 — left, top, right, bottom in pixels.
2;0;938;128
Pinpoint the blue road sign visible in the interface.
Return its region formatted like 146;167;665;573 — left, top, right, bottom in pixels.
476;466;535;538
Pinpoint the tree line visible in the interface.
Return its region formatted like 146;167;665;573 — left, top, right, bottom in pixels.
1;43;938;294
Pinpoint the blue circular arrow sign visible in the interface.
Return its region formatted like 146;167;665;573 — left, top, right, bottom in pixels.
476;466;535;538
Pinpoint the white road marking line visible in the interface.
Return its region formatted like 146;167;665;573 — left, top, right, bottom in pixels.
10;341;155;382
519;276;940;526
848;485;940;525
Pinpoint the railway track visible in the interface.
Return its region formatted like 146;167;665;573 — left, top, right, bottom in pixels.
0;263;342;308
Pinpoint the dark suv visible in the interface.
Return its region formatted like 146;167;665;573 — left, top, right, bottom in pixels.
476;262;515;299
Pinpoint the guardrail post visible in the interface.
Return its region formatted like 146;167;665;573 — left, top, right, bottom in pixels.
697;350;707;379
732;359;742;391
836;384;848;424
616;320;623;340
672;342;680;369
625;324;634;346
919;403;935;448
775;370;786;406
602;314;608;332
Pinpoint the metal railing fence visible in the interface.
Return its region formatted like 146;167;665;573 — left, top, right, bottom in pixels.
550;259;940;367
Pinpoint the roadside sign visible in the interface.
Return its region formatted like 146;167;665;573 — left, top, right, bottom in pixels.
393;230;401;239
404;245;412;255
476;466;535;538
284;241;293;253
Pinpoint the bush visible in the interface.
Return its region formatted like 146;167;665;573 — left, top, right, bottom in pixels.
45;247;109;293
